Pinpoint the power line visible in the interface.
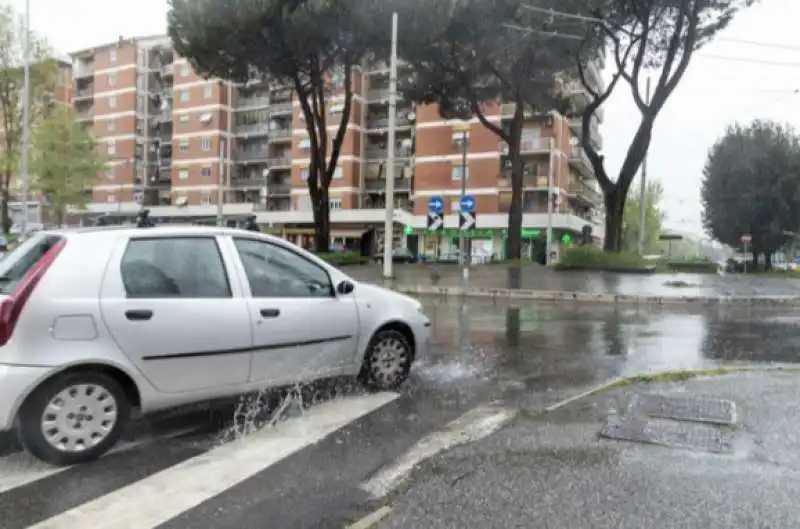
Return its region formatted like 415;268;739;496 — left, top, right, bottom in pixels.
698;54;800;67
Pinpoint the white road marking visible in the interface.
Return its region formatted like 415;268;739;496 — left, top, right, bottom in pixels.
0;426;200;495
30;392;399;529
347;506;393;528
359;404;515;499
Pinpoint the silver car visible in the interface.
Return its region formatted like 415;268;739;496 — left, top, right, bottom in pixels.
0;226;430;465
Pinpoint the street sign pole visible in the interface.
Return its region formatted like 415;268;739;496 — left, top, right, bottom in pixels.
741;234;751;274
453;122;470;282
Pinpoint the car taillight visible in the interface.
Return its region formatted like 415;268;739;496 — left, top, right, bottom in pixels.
0;238;66;346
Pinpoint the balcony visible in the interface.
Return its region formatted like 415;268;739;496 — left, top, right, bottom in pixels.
155;109;172;122
366;88;393;101
234;123;270;136
363;178;411;192
237;96;270;109
235;149;270;162
161;63;174;76
366;115;412;129
74;88;93;100
500;138;552;155
266;181;292;195
230;177;265;188
568;117;603;150
75;109;94;121
268;128;292;141
569;180;602;205
270;101;293;114
568;145;593;177
73;64;94;78
267;156;292;168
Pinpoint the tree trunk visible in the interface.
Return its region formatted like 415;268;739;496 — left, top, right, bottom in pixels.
0;185;11;235
506;157;523;260
603;189;625;252
313;185;330;253
764;251;773;271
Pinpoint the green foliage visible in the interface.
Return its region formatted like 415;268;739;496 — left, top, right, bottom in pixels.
701;120;800;254
664;260;718;273
572;0;757;251
30;107;103;224
314;251;366;266
168;0;373;252
557;245;649;270
621;180;664;253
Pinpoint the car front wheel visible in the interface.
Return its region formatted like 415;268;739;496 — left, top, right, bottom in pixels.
17;371;130;466
359;329;413;391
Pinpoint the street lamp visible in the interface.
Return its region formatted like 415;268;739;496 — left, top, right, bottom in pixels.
451;121;469;280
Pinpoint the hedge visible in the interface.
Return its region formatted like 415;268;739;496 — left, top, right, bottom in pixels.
665;260;719;273
556;246;652;271
315;251;367;266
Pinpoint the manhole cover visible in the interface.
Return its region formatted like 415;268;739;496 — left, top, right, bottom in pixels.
600;416;735;453
629;394;737;425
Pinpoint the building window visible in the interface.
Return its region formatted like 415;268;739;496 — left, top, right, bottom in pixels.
180;64;189;77
179;139;189;152
109;49;117;63
107;119;115;131
107;141;116;155
178;169;189;180
108;73;116;86
201;166;212;178
329;198;342;210
300;169;310;181
106;167;115;179
109;96;116;109
179;115;189;126
451;166;468;180
200;137;211;151
180;90;189;102
332;167;343;179
106;194;116;203
203;85;212;99
298;139;311;150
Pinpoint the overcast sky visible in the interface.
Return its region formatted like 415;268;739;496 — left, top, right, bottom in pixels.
14;0;800;237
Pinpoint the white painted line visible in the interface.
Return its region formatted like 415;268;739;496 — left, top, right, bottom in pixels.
30;392;399;529
544;377;626;412
0;426;199;495
359;404;515;499
347;506;393;528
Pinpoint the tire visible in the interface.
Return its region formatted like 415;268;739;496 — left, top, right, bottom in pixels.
17;371;131;466
359;329;413;391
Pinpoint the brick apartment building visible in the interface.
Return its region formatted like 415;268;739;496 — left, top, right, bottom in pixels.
64;35;606;259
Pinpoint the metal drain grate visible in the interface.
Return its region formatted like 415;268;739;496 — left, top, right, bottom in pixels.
600;416;735;453
630;394;737;425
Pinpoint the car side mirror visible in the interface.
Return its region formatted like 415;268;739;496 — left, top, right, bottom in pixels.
336;280;355;295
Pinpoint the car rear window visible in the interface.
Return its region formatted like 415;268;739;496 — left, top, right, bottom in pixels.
0;234;64;295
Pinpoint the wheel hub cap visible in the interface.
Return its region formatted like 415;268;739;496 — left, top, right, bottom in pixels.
41;383;118;453
371;337;409;384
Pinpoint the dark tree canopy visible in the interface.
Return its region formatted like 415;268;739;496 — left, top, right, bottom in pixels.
168;0;372;252
571;0;757;251
368;0;600;259
702;120;800;264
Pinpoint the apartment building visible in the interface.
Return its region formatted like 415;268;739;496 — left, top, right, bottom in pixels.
67;36;606;258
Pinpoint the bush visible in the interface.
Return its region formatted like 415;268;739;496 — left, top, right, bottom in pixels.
556;245;651;271
315;251;366;266
665;260;718;273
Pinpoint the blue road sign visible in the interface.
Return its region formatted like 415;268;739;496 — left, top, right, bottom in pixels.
428;195;444;213
460;195;475;212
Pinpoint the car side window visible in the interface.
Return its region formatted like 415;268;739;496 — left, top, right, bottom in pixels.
233;238;332;298
120;237;231;298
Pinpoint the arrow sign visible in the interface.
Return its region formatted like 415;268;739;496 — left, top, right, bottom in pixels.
459;211;476;230
459;195;475;212
427;212;444;231
428;196;444;213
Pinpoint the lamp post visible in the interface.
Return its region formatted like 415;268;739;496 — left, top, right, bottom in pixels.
382;12;399;280
451;122;469;281
217;138;226;226
18;0;31;238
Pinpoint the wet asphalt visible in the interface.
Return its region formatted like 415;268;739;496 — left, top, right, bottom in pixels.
3;298;800;527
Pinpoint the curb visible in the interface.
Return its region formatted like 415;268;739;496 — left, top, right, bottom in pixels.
392;285;800;306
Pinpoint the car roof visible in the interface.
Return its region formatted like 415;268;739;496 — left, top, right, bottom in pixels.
41;225;284;243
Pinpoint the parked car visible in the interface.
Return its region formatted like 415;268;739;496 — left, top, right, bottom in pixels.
0;226;430;466
375;247;416;264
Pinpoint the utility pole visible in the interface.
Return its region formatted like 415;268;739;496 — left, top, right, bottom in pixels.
637;76;651;255
545;138;555;265
217;138;225;226
382;12;398;279
18;0;30;237
459;128;468;277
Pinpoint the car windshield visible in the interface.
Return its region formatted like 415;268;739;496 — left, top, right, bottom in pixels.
0;233;62;295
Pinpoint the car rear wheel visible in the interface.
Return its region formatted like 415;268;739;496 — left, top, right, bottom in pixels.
17;371;130;466
359;329;412;391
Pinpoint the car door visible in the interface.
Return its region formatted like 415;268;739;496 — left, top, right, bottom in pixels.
100;235;254;394
229;236;359;386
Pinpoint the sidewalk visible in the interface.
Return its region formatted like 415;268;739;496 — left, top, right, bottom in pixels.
346;264;800;304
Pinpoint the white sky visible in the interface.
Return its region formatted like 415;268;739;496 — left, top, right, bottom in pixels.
15;0;800;237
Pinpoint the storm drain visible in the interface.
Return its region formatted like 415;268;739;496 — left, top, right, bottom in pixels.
628;393;737;426
600;416;735;453
600;393;739;454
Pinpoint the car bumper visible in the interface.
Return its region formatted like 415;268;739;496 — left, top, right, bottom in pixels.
0;364;52;431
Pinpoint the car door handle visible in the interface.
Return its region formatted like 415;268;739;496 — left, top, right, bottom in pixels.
260;308;280;318
125;309;153;321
